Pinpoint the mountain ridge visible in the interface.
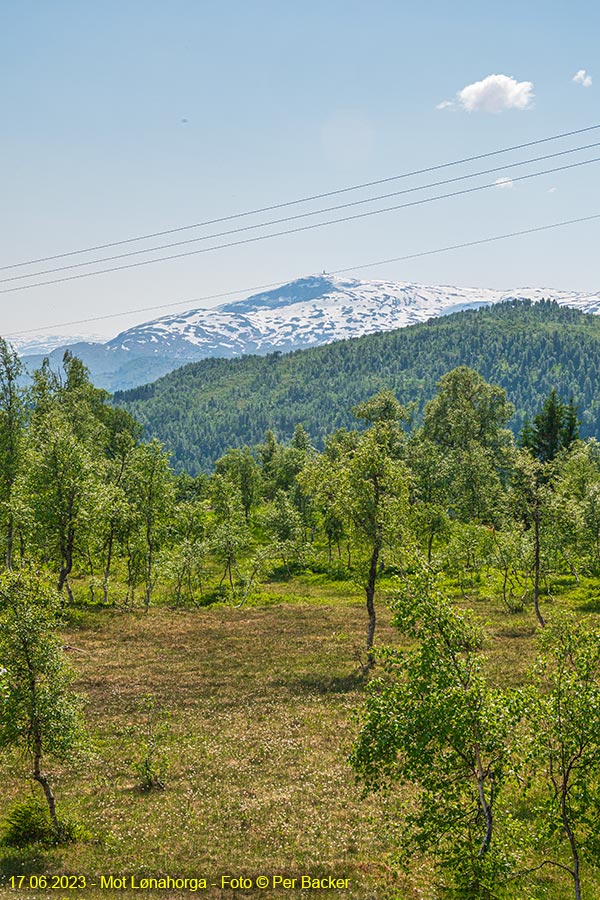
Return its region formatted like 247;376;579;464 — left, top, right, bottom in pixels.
114;299;600;473
15;274;600;391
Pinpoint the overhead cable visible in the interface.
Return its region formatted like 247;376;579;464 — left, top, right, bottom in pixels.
2;122;600;272
3;139;600;284
2;154;599;296
7;210;600;336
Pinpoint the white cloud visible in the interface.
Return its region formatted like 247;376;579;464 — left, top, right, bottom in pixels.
573;69;592;87
495;177;514;189
548;187;558;193
436;99;455;110
448;74;534;113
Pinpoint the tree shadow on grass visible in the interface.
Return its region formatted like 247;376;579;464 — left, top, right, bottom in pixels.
0;844;54;877
576;595;600;613
265;562;308;583
265;567;293;583
279;669;368;696
495;625;536;639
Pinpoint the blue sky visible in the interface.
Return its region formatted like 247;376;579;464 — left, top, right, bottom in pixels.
2;0;600;338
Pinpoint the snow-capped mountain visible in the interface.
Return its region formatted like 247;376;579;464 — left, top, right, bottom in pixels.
15;274;600;392
108;275;600;358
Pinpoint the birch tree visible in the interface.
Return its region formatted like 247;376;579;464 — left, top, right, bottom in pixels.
351;571;521;897
0;571;86;838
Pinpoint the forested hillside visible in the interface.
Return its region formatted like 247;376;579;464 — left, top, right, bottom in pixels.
114;300;600;472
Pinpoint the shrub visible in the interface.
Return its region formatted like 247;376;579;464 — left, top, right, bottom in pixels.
132;695;171;791
1;797;79;846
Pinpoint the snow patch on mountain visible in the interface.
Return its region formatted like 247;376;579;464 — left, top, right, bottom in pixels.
11;274;600;392
107;274;600;359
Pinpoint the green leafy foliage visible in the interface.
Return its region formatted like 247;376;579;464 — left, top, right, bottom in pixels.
131;695;171;791
2;797;56;847
0;570;87;837
351;570;522;897
0;338;24;568
299;396;410;660
524;616;600;898
1;797;80;847
115;300;600;473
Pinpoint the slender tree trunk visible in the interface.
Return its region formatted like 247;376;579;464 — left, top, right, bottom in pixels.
144;537;153;609
365;540;380;667
58;563;74;602
561;784;582;900
474;746;493;856
58;523;75;603
103;454;127;605
174;567;184;606
87;548;95;603
533;510;546;627
6;514;13;570
25;646;60;834
22;640;59;834
197;562;204;599
33;742;59;833
57;564;69;593
126;550;135;607
102;527;115;604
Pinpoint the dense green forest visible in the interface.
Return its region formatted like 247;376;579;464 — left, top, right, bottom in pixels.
4;338;600;899
115;299;600;473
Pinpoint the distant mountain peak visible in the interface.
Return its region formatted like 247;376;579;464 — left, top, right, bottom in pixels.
15;275;600;392
217;273;354;314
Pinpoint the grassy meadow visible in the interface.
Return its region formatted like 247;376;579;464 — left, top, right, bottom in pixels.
2;568;600;900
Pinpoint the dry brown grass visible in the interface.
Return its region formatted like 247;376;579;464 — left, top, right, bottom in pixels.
0;599;415;900
1;572;596;900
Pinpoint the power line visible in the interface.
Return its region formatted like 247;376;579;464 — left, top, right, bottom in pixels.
2;154;599;297
7;210;600;337
3;122;600;273
4;139;600;285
